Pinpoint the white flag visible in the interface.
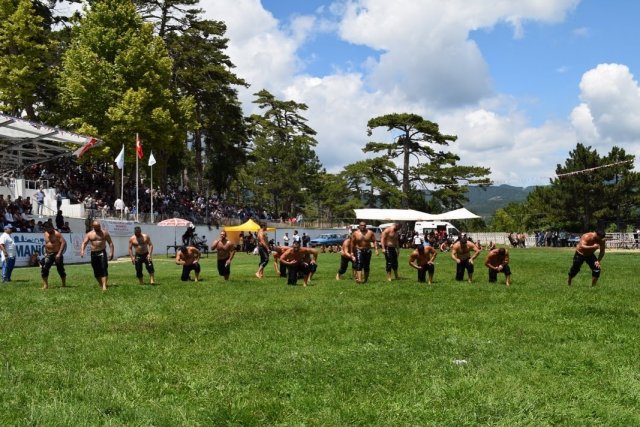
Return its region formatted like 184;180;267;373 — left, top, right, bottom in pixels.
114;145;125;170
148;152;156;167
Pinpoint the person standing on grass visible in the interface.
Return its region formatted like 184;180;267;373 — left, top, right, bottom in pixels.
450;236;481;283
0;224;17;283
80;220;115;291
41;223;67;289
408;244;437;284
336;236;354;280
380;223;401;282
255;222;269;279
279;241;318;287
484;247;511;287
567;230;606;287
128;226;155;285
211;231;235;281
176;245;201;282
350;221;379;284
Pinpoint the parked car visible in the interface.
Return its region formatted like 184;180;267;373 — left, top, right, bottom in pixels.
309;233;348;247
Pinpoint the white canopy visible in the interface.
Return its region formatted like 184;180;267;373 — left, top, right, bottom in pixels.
354;207;480;221
354;208;438;221
0;113;102;176
431;207;480;220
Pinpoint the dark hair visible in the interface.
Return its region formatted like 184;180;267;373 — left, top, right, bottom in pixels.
134;226;142;232
498;248;506;255
596;230;605;238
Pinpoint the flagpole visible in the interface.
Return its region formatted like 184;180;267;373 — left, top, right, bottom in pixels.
120;166;124;220
136;133;139;223
150;156;154;223
115;144;125;220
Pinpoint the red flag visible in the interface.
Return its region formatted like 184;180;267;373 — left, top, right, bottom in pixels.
73;137;98;158
136;133;143;159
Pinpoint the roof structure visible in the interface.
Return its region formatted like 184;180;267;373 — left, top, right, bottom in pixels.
354;208;438;221
354;207;480;221
0;113;102;176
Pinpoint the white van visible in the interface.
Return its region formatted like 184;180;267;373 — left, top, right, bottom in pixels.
414;221;460;237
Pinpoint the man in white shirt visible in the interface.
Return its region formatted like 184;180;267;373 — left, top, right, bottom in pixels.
35;188;45;217
114;197;125;218
0;224;17;283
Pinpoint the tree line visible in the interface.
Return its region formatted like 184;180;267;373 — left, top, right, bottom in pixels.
3;0;638;229
4;0;544;224
491;143;640;232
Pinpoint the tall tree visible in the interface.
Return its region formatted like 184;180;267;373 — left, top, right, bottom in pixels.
365;113;491;209
551;143;607;230
0;0;51;119
505;143;640;232
341;157;401;208
247;89;323;215
167;18;248;193
134;0;250;193
316;172;361;224
57;0;194;184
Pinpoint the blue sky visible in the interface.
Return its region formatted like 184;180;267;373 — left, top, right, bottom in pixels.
201;0;640;186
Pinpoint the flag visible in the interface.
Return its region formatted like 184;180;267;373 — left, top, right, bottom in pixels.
148;152;156;167
114;145;125;169
136;133;143;159
73;137;98;158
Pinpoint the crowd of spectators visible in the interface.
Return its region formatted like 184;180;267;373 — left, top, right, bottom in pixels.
533;231;580;247
0;192;70;233
16;157;302;226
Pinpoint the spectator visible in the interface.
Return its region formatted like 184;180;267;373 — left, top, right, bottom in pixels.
35;188;45;217
55;210;64;230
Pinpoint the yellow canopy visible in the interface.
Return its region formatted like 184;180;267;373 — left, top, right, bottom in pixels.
224;219;275;232
223;219;276;245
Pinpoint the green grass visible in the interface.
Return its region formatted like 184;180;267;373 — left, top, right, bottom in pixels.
1;248;639;425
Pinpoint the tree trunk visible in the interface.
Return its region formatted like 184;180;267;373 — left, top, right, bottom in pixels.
402;134;410;208
193;127;203;193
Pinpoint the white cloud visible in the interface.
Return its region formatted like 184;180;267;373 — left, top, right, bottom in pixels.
571;63;640;147
572;26;589;37
437;106;576;185
199;0;306;106
197;0;593;187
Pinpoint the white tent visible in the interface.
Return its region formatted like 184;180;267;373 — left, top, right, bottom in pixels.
354;208;438;221
431;207;480;220
354;207;480;221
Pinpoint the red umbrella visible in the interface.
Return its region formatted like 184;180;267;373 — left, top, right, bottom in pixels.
157;218;193;245
157;218;193;227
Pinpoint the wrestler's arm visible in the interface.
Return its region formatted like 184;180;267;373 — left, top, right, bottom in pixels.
128;237;134;261
408;252;419;269
280;249;295;265
105;232;115;260
147;236;153;258
227;244;236;264
57;233;66;258
80;233;90;258
429;248;437;263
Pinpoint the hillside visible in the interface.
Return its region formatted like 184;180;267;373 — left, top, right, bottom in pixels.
463;184;537;218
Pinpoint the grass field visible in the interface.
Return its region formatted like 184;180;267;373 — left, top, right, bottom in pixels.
1;247;639;425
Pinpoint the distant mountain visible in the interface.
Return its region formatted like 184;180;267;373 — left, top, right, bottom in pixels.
463;185;537;218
